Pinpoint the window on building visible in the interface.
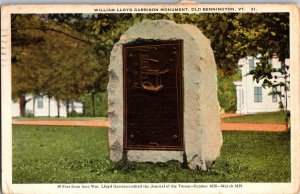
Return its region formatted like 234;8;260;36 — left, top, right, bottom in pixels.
249;58;255;71
272;87;278;102
254;87;262;102
69;100;75;107
37;96;44;109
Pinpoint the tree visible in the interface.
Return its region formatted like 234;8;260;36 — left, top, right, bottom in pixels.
11;13;289;116
46;14;129;116
12;15;50;116
12;14;103;117
244;14;290;125
218;70;241;112
80;91;108;117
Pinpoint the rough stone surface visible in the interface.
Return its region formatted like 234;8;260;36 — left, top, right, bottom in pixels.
108;20;223;170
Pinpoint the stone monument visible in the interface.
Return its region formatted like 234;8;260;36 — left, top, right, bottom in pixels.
107;20;223;171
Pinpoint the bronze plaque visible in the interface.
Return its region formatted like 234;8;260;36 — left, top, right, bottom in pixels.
123;40;183;150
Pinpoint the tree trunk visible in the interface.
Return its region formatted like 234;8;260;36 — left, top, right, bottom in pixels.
48;97;51;117
19;95;26;117
66;100;69;117
32;96;36;117
56;98;60;117
92;93;96;117
284;61;289;130
82;102;86;116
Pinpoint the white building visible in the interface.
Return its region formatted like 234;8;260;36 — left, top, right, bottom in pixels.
12;95;83;117
234;56;290;114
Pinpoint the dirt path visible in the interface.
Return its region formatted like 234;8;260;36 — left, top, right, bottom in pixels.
221;122;287;131
12;119;287;131
12;120;109;127
220;114;241;118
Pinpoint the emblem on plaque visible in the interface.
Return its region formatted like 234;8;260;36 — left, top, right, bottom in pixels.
131;48;171;92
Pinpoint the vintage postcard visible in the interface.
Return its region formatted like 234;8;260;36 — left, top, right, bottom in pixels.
1;3;300;194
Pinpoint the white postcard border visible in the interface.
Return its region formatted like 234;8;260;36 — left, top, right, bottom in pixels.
1;4;299;194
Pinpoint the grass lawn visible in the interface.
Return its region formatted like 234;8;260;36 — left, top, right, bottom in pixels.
221;111;287;124
13;125;290;183
12;117;107;121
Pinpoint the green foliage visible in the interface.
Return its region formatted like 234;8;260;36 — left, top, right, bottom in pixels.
218;70;241;113
13;126;290;183
81;92;108;117
68;110;82;117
